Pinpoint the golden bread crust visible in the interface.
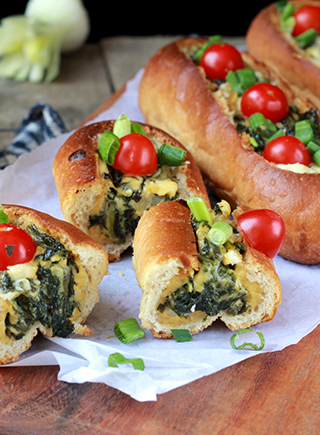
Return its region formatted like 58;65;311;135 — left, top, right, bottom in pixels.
0;204;109;365
246;0;320;108
132;200;282;338
138;36;320;264
52;120;210;261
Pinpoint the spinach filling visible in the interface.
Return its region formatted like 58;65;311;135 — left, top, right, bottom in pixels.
235;106;320;155
89;167;178;244
0;225;79;340
157;212;249;319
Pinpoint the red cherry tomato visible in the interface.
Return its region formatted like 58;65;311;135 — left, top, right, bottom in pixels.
263;135;311;166
241;83;289;123
292;5;320;37
113;133;158;176
0;224;37;270
199;43;244;81
237;209;285;258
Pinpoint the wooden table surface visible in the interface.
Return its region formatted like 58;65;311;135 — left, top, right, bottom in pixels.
0;36;319;435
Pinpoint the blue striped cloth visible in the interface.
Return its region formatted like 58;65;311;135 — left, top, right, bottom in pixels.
0;103;66;169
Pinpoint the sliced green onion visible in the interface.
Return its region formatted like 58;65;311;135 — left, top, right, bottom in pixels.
193;35;222;63
313;149;320;167
249;112;277;134
157;143;186;166
249;137;259;148
171;329;193;342
208;221;233;245
307;141;320;155
131;122;147;136
295;119;314;144
295;29;317;49
187;197;212;223
266;129;286;143
230;328;265;350
108;352;145;371
113;114;131;138
226;68;257;95
98;131;121;165
276;0;290;13
279;2;295;32
0;204;9;224
114;318;145;344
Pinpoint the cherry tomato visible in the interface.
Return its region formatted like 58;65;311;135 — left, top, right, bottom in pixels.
0;224;37;270
237;209;285;258
241;83;289;123
199;43;244;81
113;133;158;176
263;135;311;166
292;5;320;37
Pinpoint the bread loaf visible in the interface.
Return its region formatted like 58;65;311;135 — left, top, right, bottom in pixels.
139;36;320;264
0;204;108;364
132;199;282;338
246;0;320;108
52;120;210;261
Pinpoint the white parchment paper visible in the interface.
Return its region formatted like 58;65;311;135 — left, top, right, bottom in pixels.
1;69;320;402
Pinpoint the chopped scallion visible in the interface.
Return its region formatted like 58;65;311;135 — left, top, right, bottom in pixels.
226;68;257;95
295;119;314;144
131;122;147;136
295;29;317;48
266;129;285;143
187;197;213;223
193;35;222;63
230;328;265;350
307;141;320;155
98;131;121;165
0;204;9;224
113;114;132;138
114;318;145;344
208;221;233;245
108;352;145;370
249;112;277;134
171;329;193;342
313;149;320;167
157;143;186;166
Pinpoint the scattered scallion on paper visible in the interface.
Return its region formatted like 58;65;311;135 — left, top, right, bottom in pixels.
108;352;145;371
114;318;145;344
171;329;193;342
230;329;265;351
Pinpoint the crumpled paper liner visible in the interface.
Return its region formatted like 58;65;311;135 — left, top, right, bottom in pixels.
1;69;319;402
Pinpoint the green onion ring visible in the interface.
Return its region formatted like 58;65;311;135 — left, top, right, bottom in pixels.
171;329;193;342
108;352;145;371
208;221;233;245
230;329;265;350
114;318;145;344
98;131;121;165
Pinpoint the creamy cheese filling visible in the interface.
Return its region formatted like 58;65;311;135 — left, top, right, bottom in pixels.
89;136;188;245
0;227;83;343
156;201;262;323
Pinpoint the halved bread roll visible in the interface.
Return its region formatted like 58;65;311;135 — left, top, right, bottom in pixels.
52;120;210;261
0;204;108;365
132;199;282;338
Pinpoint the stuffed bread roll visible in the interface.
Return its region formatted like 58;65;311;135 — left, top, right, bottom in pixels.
139;36;320;264
246;0;320;109
132;198;283;338
52;115;209;262
0;204;108;365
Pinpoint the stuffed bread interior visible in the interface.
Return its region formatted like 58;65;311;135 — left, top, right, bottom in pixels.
52;116;209;262
133;199;282;338
0;205;108;365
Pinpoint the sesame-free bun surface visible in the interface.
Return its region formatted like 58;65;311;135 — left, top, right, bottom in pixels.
52;120;210;261
139;36;320;264
0;204;109;365
246;0;320;109
132;200;282;338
